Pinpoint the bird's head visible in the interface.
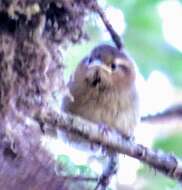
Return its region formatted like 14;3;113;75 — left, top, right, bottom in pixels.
83;44;136;91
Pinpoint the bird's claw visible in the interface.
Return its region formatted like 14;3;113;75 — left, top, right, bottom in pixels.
98;123;111;137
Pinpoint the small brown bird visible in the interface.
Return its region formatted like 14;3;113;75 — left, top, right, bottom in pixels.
62;44;139;138
62;44;139;189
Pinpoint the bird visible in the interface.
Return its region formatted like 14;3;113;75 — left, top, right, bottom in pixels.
62;44;139;139
62;44;139;190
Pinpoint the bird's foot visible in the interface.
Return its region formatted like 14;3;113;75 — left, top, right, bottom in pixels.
98;123;111;137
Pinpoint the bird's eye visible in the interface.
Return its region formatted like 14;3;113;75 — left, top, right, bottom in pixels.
118;64;129;73
111;63;116;70
88;57;92;64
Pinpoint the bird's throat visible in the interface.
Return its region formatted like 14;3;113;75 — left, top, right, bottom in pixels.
89;70;101;87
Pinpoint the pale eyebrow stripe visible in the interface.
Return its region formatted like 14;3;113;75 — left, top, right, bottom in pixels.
88;61;112;74
114;58;128;65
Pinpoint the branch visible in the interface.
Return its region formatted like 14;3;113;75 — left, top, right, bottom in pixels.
35;110;182;183
62;175;97;182
94;153;118;190
90;1;123;50
141;104;182;123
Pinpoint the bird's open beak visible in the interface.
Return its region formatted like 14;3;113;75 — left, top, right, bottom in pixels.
88;60;112;74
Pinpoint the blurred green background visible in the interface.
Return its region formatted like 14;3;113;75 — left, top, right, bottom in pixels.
62;0;182;189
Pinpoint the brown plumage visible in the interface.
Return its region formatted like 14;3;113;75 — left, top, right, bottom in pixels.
62;44;139;138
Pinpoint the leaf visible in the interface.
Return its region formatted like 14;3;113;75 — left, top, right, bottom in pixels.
153;133;182;157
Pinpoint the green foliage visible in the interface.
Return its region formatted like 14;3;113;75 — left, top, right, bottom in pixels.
153;133;182;157
57;154;96;177
57;155;112;190
138;168;179;190
57;154;97;189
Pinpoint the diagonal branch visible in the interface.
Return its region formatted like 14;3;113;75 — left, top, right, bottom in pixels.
90;1;123;50
35;109;182;183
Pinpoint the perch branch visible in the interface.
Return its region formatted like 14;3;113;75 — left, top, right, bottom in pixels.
35;110;182;183
90;1;123;50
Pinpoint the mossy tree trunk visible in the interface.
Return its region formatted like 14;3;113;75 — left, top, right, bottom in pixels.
0;1;93;189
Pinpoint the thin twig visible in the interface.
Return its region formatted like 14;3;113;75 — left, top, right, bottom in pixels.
62;175;98;182
141;104;182;122
90;2;123;50
35;110;182;183
95;152;118;190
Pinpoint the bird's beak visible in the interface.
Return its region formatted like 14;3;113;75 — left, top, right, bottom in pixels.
88;60;112;74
